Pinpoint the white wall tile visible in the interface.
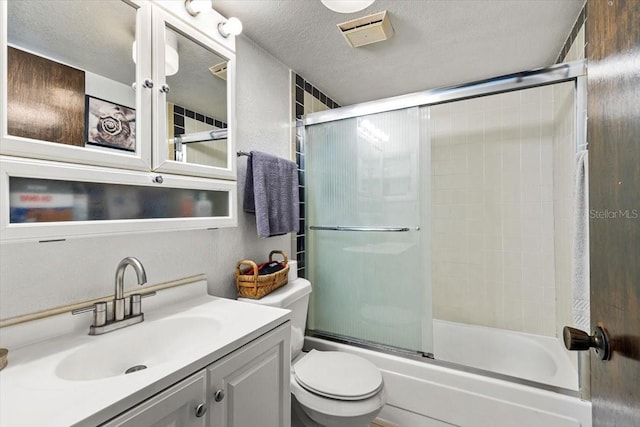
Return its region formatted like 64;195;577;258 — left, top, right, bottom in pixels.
431;85;569;337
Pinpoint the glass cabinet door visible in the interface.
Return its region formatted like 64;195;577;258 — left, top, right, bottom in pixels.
1;0;152;171
151;9;236;180
0;156;237;242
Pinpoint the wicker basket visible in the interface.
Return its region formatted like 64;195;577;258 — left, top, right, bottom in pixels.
235;250;290;299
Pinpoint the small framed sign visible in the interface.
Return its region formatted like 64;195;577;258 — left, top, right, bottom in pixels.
85;95;136;152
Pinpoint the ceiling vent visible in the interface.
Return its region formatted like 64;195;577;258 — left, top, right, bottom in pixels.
337;11;394;48
209;61;228;80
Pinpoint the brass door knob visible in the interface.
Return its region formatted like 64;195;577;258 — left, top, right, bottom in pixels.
563;326;611;360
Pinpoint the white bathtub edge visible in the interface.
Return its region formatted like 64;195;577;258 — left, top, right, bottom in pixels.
305;337;591;427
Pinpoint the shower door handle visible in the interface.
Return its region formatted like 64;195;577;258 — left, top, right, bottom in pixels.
563;326;611;361
309;225;410;232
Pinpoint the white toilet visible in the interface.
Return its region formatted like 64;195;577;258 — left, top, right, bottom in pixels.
239;277;386;427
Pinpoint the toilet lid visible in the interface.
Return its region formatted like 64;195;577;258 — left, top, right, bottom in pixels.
293;350;383;401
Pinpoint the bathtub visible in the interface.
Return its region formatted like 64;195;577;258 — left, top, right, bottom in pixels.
305;332;591;427
433;319;579;390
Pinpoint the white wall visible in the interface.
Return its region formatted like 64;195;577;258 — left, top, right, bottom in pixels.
0;35;293;319
85;71;135;110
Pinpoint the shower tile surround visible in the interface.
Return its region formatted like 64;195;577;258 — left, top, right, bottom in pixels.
430;84;580;337
168;103;227;166
292;72;341;279
295;81;580;338
171;103;227;137
430;5;585;344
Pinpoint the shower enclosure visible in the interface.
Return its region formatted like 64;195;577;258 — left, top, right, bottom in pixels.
303;61;587;390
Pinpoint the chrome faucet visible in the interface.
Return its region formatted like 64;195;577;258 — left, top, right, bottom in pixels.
113;257;147;321
73;256;153;335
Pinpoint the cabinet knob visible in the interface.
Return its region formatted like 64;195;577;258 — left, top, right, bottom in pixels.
563;326;611;360
194;402;207;418
153;175;164;184
160;84;170;94
214;389;225;402
143;79;154;89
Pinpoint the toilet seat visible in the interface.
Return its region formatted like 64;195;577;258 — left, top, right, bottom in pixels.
293;350;383;400
290;366;386;427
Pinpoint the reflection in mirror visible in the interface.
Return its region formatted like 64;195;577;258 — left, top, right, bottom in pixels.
165;24;228;169
9;177;229;223
7;0;138;153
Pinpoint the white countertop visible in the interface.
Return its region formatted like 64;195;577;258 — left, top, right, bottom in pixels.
0;280;290;426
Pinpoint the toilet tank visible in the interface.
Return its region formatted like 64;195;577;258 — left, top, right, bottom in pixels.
238;278;312;358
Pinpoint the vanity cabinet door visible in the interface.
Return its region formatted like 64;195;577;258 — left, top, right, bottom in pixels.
102;370;208;427
0;156;237;242
151;8;236;181
207;323;291;427
2;0;237;181
1;0;152;172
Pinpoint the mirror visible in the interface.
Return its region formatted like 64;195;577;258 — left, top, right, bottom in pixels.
5;0;231;171
7;0;139;153
165;22;229;169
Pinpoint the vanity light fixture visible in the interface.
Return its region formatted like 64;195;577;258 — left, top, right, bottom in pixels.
184;0;212;17
321;0;375;14
218;17;243;38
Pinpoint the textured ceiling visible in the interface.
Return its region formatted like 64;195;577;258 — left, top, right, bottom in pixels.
211;0;585;106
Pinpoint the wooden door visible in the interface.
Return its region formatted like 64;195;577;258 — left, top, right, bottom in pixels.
587;0;640;426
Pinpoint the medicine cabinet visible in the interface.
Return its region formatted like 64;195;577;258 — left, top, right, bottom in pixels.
0;0;239;241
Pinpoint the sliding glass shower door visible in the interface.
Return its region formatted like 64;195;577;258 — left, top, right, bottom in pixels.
305;107;432;354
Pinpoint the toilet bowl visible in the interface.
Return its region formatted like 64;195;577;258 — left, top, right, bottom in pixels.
238;278;386;427
291;350;386;427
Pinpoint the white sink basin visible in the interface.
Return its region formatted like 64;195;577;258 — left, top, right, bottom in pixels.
55;316;220;381
0;279;291;427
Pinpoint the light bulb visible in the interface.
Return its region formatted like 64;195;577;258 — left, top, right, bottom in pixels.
218;17;243;38
321;0;375;13
185;0;212;17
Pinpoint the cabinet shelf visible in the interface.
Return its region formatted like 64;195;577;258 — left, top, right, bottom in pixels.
1;156;237;242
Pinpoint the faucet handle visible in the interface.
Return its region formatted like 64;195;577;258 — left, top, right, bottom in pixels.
72;302;107;327
130;292;156;316
130;294;142;316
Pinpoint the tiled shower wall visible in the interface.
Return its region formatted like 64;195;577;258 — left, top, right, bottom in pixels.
430;87;559;336
168;103;227;167
292;72;341;279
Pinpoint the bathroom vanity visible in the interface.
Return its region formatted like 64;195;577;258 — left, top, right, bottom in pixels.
0;280;292;426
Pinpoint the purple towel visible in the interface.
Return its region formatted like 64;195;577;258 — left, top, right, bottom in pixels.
243;151;299;237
